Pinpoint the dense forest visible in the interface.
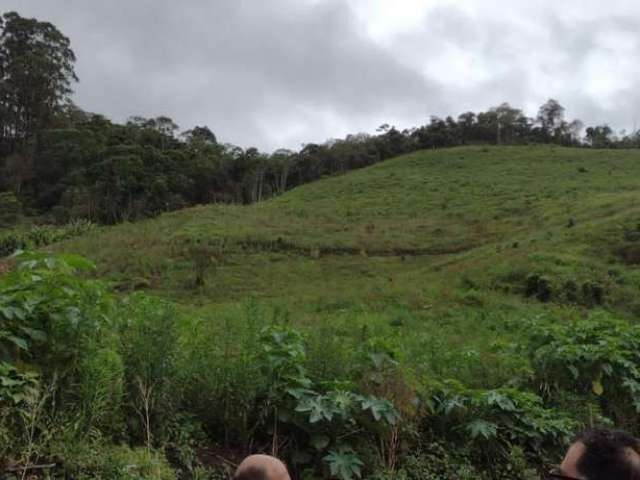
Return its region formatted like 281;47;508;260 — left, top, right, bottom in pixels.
0;11;635;227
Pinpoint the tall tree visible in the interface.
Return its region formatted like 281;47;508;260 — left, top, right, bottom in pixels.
585;125;613;148
492;103;524;144
536;99;565;140
183;125;217;146
0;11;78;154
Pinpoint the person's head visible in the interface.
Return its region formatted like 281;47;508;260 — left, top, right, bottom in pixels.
232;454;291;480
553;427;640;480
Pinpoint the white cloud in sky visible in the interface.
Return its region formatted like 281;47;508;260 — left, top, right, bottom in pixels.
2;0;640;149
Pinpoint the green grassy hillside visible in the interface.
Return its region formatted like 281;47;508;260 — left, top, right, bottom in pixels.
6;144;639;477
50;145;640;381
58;144;640;307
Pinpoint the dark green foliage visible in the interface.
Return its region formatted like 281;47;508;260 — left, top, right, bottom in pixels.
562;279;578;303
581;281;604;306
3;253;640;478
423;380;575;475
0;253;120;470
398;447;478;480
252;325;399;477
176;303;264;446
615;243;640;265
0;191;21;226
623;223;640;242
323;448;365;480
0;362;39;406
0;253;185;476
0;252;109;385
56;446;175;480
0;220;95;258
4;11;640;477
117;294;179;444
525;274;552;302
516;313;640;431
522;273;606;307
0;234;24;258
0;11;77;155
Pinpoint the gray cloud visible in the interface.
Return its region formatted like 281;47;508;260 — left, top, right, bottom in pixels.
3;1;640;149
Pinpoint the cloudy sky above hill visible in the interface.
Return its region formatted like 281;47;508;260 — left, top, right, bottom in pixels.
4;0;640;150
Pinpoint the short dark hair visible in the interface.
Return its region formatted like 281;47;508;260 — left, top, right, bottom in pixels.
232;465;268;480
574;427;640;480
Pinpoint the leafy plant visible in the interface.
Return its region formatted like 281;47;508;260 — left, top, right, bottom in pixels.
0;220;96;259
516;313;640;430
423;379;575;474
324;447;364;480
117;294;179;444
0;252;110;385
66;445;175;480
257;326;399;477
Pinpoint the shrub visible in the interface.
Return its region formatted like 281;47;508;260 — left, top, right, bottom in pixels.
117;294;179;445
397;446;478;480
0;252;123;463
0;220;96;259
421;380;575;475
63;445;175;480
524;274;551;302
581;281;604;306
615;242;640;265
0;192;21;227
623;223;640;242
79;347;125;439
0;234;25;258
0;362;40;466
254;325;400;478
0;252;111;387
176;303;264;446
184;239;225;288
515;313;640;432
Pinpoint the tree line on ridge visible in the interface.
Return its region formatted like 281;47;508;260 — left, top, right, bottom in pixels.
0;11;632;225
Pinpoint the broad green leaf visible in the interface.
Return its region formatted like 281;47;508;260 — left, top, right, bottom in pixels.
484;391;516;411
323;449;364;480
466;419;498;440
592;379;604;396
568;365;579;379
1;376;22;387
6;335;28;350
19;327;46;342
10;393;25;404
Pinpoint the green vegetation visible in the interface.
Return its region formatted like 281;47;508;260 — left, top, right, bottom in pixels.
58;145;640;316
3;8;640;480
0;220;96;258
0;11;638;230
1;145;640;478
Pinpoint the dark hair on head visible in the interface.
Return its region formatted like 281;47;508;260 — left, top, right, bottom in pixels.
574;427;640;480
232;464;269;480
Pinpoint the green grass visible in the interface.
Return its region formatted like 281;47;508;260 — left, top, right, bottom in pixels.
52;145;640;383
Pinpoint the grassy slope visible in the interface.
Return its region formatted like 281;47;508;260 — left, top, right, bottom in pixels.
54;145;640;384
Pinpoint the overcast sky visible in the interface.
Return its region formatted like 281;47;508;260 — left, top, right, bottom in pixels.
4;0;640;151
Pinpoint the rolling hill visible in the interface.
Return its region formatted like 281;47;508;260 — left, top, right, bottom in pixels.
2;144;637;477
56;144;640;309
47;145;640;383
